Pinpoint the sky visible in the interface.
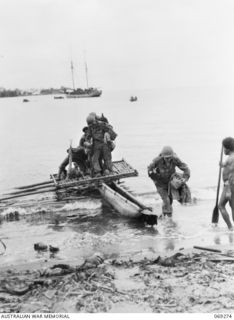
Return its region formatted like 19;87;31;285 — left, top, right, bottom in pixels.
0;0;234;90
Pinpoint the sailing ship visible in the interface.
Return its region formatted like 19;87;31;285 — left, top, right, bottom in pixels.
66;60;102;98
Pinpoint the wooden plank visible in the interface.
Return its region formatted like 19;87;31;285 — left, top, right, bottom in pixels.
112;182;152;211
56;171;138;190
193;246;222;253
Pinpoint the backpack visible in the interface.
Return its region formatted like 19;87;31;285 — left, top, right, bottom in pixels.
106;124;117;141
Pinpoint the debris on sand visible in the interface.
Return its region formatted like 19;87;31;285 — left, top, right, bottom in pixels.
1;250;234;313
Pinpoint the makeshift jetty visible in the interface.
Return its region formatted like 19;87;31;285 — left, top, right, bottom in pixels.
0;159;157;225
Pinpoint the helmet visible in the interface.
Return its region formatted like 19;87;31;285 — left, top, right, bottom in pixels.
86;112;97;125
160;146;174;158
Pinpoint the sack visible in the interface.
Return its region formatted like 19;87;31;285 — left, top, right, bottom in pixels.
180;184;192;204
109;141;116;151
170;173;184;189
107;125;117;141
170;173;192;204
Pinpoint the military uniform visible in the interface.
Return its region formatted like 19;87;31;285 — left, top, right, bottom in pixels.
148;150;190;215
87;122;113;175
58;147;88;179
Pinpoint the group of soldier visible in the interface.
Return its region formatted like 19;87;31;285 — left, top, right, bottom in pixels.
57;112;117;180
58;115;234;230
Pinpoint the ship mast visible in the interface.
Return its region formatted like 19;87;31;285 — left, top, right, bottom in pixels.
70;60;75;90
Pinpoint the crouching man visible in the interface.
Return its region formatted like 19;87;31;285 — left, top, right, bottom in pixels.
58;146;89;180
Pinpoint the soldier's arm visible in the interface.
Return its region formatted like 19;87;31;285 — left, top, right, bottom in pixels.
79;136;85;147
174;157;190;181
86;127;92;140
148;156;160;172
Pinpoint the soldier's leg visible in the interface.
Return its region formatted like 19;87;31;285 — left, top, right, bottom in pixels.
102;144;113;173
92;144;102;175
156;185;173;216
218;185;233;229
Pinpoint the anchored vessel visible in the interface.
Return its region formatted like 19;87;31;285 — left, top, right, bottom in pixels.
66;60;102;98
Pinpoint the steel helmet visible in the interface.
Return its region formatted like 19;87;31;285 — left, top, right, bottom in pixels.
160;146;174;158
86;112;97;125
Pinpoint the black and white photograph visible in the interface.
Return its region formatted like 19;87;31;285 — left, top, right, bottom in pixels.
0;0;234;316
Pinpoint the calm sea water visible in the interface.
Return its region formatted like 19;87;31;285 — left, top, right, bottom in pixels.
0;87;234;266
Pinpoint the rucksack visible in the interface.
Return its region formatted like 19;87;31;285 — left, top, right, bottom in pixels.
107;124;117;141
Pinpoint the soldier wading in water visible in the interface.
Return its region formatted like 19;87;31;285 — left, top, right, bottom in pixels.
148;146;191;217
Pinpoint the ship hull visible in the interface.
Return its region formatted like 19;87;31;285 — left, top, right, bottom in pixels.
66;90;102;98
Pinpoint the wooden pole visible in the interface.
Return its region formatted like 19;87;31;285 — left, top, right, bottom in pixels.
211;145;224;224
15;180;54;190
6;184;56;195
0;187;56;202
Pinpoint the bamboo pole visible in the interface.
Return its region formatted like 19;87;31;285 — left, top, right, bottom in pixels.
0;187;56;202
6;184;57;195
15;180;54;190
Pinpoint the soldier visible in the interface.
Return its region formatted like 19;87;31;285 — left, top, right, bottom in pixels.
148;146;190;217
58;146;88;180
79;126;89;148
86;113;117;177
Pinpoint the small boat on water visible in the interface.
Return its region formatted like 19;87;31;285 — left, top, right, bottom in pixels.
130;96;137;102
54;96;64;100
1;160;157;224
65;60;102;99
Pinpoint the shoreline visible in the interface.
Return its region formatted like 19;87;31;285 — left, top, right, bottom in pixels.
1;245;234;313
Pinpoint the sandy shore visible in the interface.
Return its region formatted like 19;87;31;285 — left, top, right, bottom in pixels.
0;246;234;313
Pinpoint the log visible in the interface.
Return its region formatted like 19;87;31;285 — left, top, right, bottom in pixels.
15;180;54;190
5;184;57;195
112;182;153;211
208;257;234;262
0;187;56;201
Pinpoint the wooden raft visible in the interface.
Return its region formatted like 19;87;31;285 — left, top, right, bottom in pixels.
52;159;138;190
0;160;138;202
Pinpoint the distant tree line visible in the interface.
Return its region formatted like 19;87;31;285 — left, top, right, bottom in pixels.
0;89;25;98
0;87;65;98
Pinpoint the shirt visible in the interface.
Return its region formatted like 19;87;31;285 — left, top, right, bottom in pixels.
148;155;190;187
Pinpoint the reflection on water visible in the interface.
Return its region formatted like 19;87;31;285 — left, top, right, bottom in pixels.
213;231;234;246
